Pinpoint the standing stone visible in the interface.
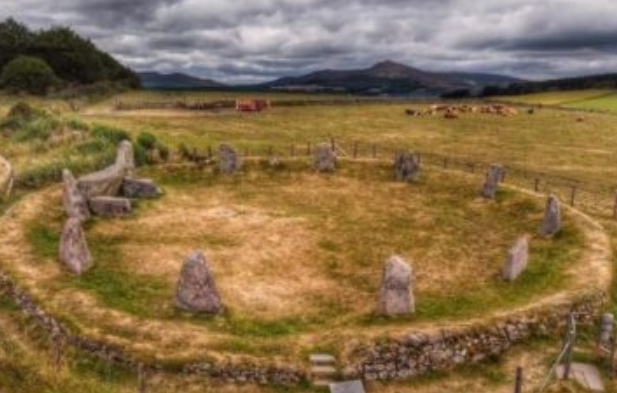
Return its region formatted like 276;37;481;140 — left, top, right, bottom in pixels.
540;194;561;237
59;218;93;274
0;153;14;201
218;144;242;174
116;140;135;177
502;236;529;281
480;164;503;199
175;250;223;314
394;151;420;182
598;313;614;346
314;143;336;172
62;169;90;221
376;256;414;316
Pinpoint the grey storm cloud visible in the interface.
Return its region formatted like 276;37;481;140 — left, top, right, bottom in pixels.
2;0;617;83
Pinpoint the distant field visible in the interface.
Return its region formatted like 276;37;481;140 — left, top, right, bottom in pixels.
497;89;617;113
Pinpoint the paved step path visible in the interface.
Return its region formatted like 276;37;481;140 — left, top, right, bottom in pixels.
309;353;338;387
556;363;605;392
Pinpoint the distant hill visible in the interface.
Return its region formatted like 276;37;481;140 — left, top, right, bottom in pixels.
260;60;522;96
481;73;617;97
138;72;226;90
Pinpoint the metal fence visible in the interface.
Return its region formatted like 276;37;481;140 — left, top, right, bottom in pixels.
179;138;617;220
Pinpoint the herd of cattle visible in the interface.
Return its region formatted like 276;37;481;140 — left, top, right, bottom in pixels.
405;104;523;119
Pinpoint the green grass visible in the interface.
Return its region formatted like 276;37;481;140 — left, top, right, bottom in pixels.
498;89;617;114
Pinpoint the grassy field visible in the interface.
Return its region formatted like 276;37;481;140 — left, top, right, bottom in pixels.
497;89;617;113
1;90;617;392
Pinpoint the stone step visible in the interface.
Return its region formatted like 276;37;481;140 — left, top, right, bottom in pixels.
313;379;333;387
311;365;338;377
310;353;336;365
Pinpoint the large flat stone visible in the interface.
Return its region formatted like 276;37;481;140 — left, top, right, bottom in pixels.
330;380;365;393
122;177;161;198
89;196;132;218
77;141;135;198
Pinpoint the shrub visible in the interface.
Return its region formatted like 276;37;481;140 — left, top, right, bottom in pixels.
133;143;148;167
136;132;157;150
90;124;131;144
1;102;45;129
0;55;58;95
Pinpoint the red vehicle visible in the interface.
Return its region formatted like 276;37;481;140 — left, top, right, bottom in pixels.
235;98;271;112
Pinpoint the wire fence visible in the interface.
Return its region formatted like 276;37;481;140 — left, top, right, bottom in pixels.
178;138;617;220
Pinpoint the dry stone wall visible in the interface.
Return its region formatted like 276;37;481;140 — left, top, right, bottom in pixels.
345;291;605;381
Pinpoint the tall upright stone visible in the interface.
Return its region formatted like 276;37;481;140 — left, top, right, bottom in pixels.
540;194;561;237
116;140;135;177
59;218;93;274
376;256;414;316
218;144;242;175
598;313;614;346
62;169;90;221
314;143;336;172
502;236;529;281
480;164;503;199
0;153;14;201
175;250;223;314
394;151;420;182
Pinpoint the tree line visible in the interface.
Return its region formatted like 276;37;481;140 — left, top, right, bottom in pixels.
0;18;140;94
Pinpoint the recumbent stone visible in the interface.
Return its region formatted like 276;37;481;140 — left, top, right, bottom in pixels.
89;196;132;218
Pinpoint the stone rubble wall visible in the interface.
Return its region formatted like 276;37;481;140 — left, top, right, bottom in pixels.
0;263;604;385
346;291;605;381
0;270;303;384
0;153;13;201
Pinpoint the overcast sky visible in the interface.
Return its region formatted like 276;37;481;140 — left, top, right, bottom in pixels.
2;0;617;83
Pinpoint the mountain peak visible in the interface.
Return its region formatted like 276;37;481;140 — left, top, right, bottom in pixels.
368;60;423;78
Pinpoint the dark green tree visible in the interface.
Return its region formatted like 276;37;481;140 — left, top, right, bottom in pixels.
0;18;35;71
0;55;58;94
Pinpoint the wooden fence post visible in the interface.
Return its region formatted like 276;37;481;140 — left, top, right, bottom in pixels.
534;179;540;192
443;157;448;169
570;186;577;207
563;312;576;380
514;366;523;393
268;146;274;156
353;142;358;159
613;192;617;220
372;144;377;159
330;137;336;150
137;363;147;393
207;146;213;158
609;333;616;378
307;142;311;156
290;144;295;158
